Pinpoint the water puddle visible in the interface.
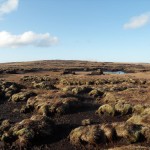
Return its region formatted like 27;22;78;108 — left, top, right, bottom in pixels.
104;71;126;74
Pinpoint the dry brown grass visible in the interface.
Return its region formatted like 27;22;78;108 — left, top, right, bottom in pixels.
1;60;150;149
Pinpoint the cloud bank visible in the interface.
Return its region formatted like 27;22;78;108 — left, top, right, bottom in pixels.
0;31;59;48
123;12;150;29
0;0;19;17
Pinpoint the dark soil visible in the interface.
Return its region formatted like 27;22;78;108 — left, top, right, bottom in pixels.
1;60;150;149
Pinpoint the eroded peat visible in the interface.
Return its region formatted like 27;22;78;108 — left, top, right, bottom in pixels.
0;60;150;149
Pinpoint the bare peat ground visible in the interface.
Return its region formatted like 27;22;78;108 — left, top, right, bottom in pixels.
0;60;150;150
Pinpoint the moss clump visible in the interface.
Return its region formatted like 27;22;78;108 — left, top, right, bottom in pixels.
1;115;55;146
81;119;92;126
102;92;117;104
89;89;104;97
11;91;36;102
96;104;115;116
72;86;92;95
133;104;145;115
69;125;106;145
114;101;132;116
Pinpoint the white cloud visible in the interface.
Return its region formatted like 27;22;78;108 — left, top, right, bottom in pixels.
0;31;59;48
0;0;19;17
123;12;150;29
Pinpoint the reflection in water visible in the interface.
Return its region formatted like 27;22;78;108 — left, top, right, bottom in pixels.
104;71;125;74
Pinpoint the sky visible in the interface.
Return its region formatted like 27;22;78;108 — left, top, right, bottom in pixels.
0;0;150;63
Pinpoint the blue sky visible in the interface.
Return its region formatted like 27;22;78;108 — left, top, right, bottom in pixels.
0;0;150;63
